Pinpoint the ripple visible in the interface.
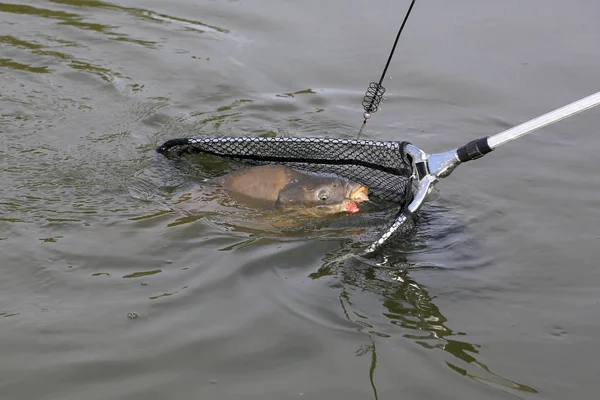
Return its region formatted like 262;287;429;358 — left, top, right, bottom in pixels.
48;0;230;33
122;269;162;279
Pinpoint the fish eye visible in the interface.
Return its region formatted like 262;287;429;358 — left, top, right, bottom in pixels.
317;189;329;201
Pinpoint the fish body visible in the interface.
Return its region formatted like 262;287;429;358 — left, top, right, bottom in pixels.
216;165;368;216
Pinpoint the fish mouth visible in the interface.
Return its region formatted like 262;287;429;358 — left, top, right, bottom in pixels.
345;201;360;214
349;185;369;203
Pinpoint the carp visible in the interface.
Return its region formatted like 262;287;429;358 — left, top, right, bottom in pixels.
216;164;368;216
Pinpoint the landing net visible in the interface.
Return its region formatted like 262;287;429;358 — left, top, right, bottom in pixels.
157;136;418;250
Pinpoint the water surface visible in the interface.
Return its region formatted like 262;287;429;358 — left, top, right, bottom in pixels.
1;1;599;399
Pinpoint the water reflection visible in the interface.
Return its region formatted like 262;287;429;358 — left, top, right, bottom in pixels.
0;0;230;80
0;58;49;74
0;0;228;36
312;243;539;398
355;341;380;400
47;0;230;33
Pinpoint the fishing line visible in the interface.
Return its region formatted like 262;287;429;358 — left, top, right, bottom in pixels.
357;0;417;140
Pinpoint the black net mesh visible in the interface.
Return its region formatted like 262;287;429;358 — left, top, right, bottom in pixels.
157;137;415;207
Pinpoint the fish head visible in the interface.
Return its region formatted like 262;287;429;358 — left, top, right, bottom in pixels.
276;174;369;215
